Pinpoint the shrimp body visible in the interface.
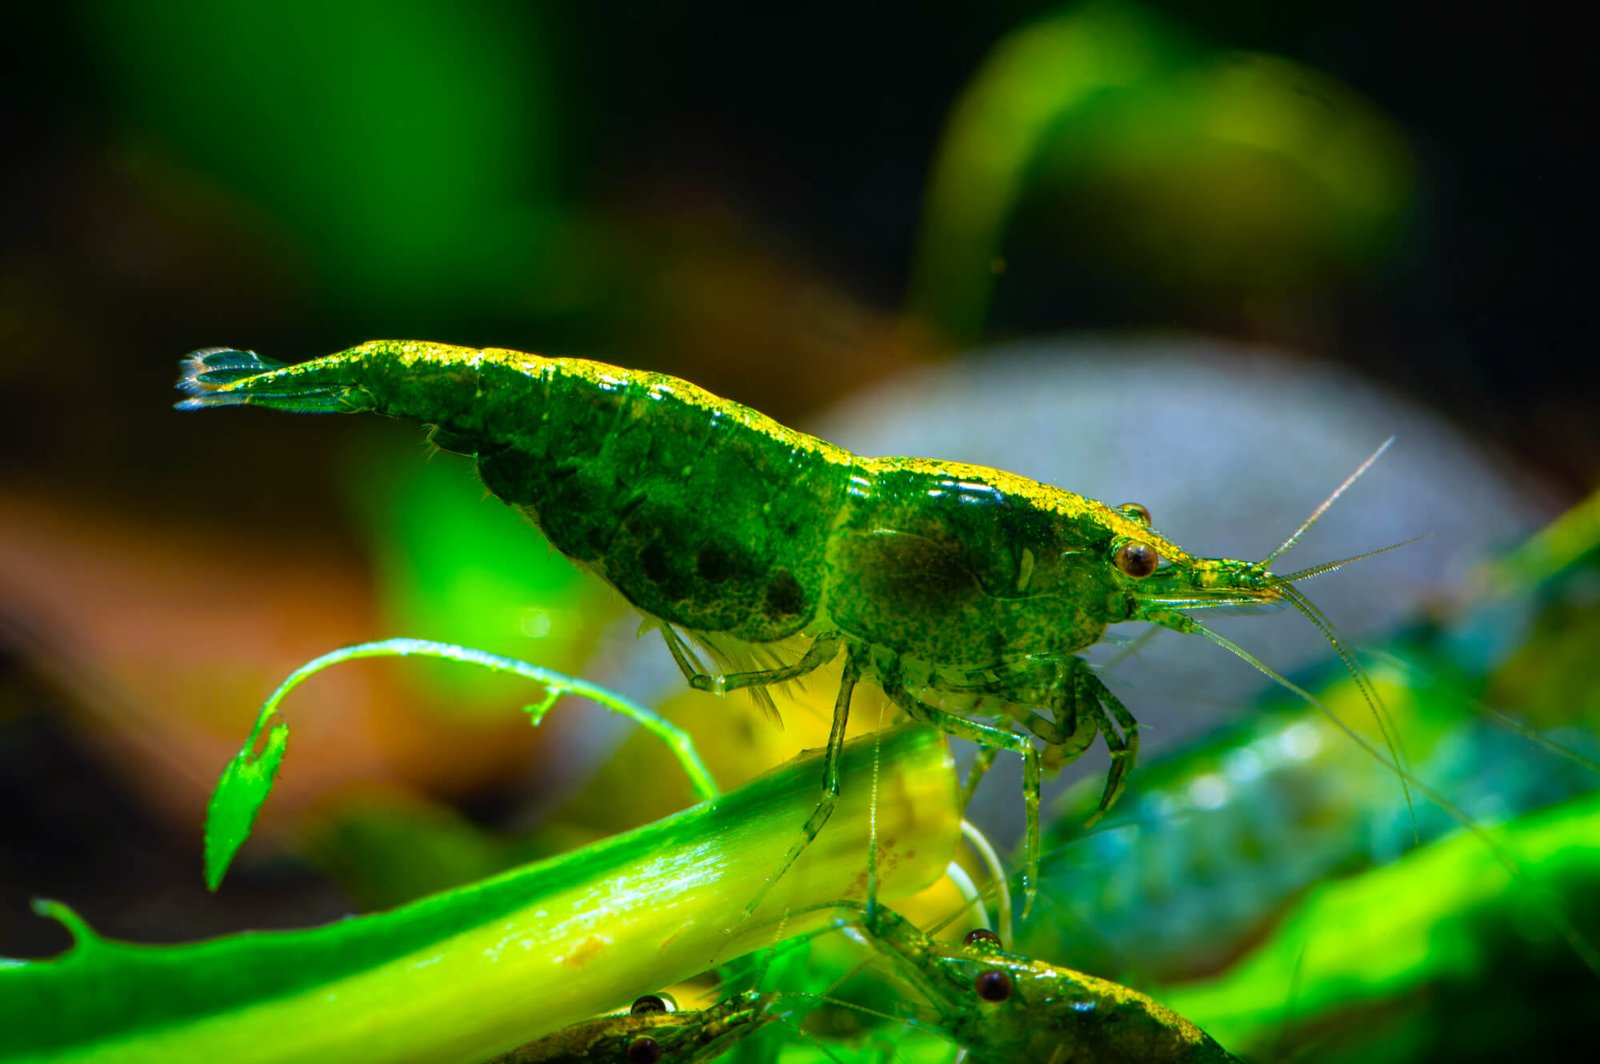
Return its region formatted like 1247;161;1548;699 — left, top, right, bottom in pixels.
178;341;1307;904
483;991;769;1063
842;903;1240;1064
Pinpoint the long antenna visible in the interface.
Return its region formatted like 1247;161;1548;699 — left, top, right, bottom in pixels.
1276;582;1417;833
1261;437;1394;567
1187;618;1600;978
1269;535;1428;586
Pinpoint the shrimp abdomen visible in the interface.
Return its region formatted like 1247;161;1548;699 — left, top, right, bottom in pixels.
180;341;850;643
480;361;849;642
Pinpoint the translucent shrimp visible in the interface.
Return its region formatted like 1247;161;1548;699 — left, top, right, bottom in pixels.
177;340;1410;913
806;900;1241;1064
480;991;773;1064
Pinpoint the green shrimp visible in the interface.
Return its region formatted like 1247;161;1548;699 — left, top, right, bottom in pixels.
481;991;772;1064
176;340;1398;911
812;901;1241;1063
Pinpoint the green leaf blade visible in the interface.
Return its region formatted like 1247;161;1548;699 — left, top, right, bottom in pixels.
203;722;289;891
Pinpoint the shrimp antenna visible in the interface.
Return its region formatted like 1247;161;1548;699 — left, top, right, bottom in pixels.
1365;648;1600;777
960;818;1014;948
770;901;976;1051
1185;617;1600;978
756;994;857;1064
676;985;857;1064
1260;437;1394;567
1268;534;1429;586
1099;625;1165;675
776;989;950;1049
921;821;1015;947
1277;581;1418;833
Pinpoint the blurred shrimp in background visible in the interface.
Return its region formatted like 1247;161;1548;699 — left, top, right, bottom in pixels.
0;10;1593;1056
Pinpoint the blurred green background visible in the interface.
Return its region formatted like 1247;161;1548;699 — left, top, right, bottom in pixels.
0;3;1594;1056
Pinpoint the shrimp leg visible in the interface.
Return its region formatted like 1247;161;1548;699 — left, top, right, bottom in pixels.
742;644;865;918
1030;659;1140;822
678;632;844;695
961;746;1000;806
880;677;1044;915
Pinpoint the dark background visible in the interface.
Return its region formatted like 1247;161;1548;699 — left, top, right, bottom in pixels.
2;3;1593;496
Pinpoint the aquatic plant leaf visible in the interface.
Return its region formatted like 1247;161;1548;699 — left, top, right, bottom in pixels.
1;726;958;1064
203;722;289;891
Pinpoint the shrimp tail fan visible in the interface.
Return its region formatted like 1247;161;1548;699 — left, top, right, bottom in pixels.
176;348;347;413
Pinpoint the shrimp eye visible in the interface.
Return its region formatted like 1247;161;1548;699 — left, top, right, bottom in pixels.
630;995;670;1015
628;1037;663;1064
964;928;1002;947
1117;502;1152;526
1114;541;1159;578
974;969;1013;1002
